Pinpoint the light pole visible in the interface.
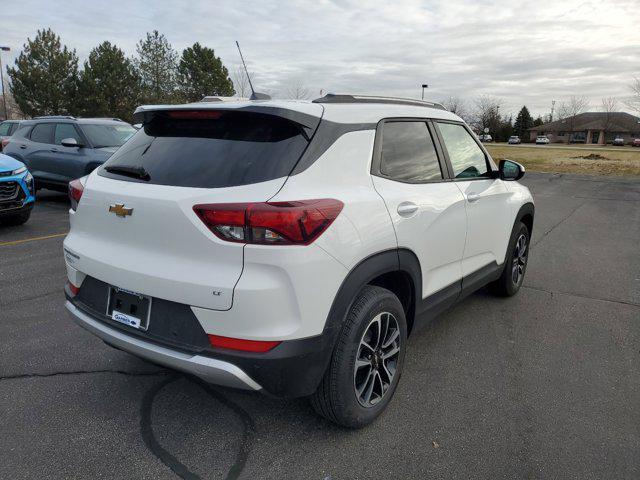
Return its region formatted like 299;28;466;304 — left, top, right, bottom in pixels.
421;84;428;100
0;46;10;120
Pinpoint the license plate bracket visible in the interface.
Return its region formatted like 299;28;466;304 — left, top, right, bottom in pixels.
106;286;152;330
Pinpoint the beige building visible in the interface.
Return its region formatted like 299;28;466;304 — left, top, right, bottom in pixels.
529;112;640;144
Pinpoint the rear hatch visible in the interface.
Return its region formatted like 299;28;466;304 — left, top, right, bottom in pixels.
64;105;323;310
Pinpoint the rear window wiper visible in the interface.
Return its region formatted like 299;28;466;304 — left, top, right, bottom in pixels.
104;164;151;181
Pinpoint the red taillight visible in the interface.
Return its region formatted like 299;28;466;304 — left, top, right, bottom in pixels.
68;178;84;211
208;334;281;353
67;281;80;296
193;199;344;245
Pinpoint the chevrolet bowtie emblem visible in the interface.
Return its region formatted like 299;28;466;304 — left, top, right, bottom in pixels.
109;203;133;217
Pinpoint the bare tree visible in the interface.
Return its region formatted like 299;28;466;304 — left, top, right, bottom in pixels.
626;77;640;115
557;96;589;142
471;95;503;135
557;95;589;120
600;97;618;131
2;77;22;119
441;96;468;120
284;80;310;100
232;66;251;98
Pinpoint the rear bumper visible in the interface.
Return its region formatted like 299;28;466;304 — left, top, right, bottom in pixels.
66;301;263;390
65;288;335;397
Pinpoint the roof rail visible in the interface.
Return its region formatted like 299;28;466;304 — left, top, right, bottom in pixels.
81;117;124;122
34;115;76;120
313;94;446;110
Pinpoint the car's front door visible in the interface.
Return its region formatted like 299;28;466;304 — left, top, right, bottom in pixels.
434;121;513;282
371;119;467;309
50;123;89;182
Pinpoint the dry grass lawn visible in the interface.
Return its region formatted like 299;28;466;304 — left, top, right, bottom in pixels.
485;144;640;177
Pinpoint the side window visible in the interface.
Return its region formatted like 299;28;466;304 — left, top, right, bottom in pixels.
8;123;19;135
437;123;490;179
55;123;81;145
13;125;31;139
380;121;442;182
30;123;55;144
0;122;10;136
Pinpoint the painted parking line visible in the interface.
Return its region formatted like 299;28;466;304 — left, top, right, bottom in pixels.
0;232;67;247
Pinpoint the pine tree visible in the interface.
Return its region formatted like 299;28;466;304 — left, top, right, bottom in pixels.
533;116;544;127
77;41;141;122
513;106;534;139
135;31;178;104
7;28;79;117
177;43;234;102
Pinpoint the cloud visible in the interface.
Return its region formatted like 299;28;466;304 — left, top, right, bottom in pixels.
1;0;639;117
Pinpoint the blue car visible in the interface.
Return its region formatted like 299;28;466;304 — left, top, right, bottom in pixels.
0;153;35;225
2;116;136;192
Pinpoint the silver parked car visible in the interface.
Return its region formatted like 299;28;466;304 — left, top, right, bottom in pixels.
0;120;23;152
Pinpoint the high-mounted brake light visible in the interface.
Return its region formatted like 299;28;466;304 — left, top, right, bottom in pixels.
166;110;224;120
193;199;344;246
208;334;281;353
68;177;85;211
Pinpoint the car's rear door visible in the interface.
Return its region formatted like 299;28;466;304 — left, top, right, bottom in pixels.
371;119;467;309
433;121;513;283
23;123;58;183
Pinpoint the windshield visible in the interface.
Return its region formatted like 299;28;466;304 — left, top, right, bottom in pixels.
82;124;136;148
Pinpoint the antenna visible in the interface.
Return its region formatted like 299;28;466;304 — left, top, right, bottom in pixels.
236;41;255;97
235;41;270;100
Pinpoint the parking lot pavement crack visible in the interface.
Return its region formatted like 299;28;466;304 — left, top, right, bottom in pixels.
140;374;202;480
532;200;588;248
196;379;256;480
0;369;167;381
0;288;62;307
523;285;640;308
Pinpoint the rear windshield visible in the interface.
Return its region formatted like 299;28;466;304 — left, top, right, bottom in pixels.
83;124;136;148
99;110;309;188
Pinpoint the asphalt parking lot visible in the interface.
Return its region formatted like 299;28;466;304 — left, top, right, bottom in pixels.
1;172;639;480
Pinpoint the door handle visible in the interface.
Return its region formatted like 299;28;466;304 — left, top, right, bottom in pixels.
466;194;481;203
50;148;59;153
397;202;419;217
19;144;27;149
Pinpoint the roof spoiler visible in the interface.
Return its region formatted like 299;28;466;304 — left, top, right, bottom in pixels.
132;104;321;139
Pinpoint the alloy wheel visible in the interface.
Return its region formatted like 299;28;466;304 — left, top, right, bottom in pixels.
353;312;401;408
512;233;528;285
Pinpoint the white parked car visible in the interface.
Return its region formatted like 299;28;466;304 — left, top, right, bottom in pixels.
536;135;550;145
63;94;534;427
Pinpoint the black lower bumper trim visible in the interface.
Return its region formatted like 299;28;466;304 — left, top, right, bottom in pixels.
65;278;333;398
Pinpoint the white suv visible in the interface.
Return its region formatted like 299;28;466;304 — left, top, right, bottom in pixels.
64;95;534;428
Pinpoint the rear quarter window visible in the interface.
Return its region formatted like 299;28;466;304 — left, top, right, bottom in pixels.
99;110;310;188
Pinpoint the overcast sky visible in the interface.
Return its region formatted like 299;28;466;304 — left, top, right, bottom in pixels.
1;0;639;118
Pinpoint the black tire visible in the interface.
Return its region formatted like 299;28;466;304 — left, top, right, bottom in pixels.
2;209;31;226
310;285;407;428
489;221;530;296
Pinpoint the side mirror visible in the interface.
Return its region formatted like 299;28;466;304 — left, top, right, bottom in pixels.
61;138;83;148
499;159;525;181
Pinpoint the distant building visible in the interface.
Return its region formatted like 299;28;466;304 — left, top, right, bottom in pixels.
528;112;640;144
